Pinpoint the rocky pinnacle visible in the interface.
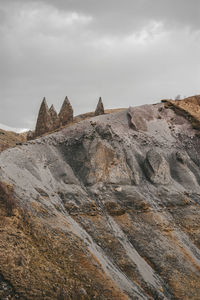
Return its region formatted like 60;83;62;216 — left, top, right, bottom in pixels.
35;97;53;137
49;105;60;130
95;97;104;116
59;96;73;126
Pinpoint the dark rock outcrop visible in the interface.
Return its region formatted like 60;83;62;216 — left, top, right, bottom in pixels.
34;97;52;137
95;97;104;116
59;96;73;126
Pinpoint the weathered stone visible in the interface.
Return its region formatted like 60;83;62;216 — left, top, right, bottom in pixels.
95;97;104;116
35;98;52;137
49;105;60;130
59;97;73;126
1;98;200;299
144;149;171;184
27;130;34;141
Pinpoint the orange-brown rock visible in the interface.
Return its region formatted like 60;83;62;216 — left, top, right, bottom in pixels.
0;129;26;151
95;97;104;116
162;95;200;130
49;105;60;130
59;97;73;126
35;98;53;137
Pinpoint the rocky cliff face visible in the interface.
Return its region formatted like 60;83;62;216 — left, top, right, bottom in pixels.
0;101;200;299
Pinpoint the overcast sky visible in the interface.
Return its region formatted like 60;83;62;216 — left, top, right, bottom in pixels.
0;0;200;131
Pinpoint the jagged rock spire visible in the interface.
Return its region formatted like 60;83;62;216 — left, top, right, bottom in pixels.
95;97;104;116
59;96;73;126
35;97;52;137
49;105;60;130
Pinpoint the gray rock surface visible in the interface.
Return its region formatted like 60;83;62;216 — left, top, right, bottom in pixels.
144;149;171;184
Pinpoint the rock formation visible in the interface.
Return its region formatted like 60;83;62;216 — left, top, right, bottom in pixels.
49;105;60;130
162;94;200;130
34;97;74;138
33;96;106;139
26;130;34;141
0;129;26;152
95;97;104;116
34;97;52;137
59;96;73;126
1;100;200;299
144;149;171;184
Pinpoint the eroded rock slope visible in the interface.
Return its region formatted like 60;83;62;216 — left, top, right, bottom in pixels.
0;102;200;299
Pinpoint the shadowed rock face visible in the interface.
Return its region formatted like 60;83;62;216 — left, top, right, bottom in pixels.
0;102;200;299
59;96;73;126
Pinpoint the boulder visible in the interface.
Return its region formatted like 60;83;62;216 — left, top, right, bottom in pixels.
144;149;171;184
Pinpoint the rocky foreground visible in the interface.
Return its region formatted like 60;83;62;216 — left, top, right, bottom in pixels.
0;98;200;299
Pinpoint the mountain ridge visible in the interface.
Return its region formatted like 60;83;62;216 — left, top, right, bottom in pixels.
0;98;200;299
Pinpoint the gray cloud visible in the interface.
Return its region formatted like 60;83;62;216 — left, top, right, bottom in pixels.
0;0;199;130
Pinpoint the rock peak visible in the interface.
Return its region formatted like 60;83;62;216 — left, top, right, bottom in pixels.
49;105;60;130
95;97;104;116
35;98;52;137
41;97;48;107
59;97;73;126
49;105;57;115
64;96;69;102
